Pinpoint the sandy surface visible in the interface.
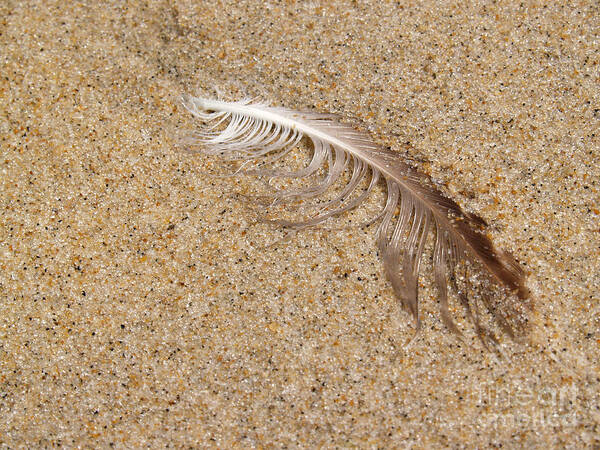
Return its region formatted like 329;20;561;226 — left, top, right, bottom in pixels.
1;0;599;447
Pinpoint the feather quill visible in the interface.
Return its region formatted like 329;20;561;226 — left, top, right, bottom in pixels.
181;95;531;347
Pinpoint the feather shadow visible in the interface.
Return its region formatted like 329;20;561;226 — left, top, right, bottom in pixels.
180;94;532;348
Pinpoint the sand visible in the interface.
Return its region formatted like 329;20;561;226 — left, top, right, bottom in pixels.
1;0;599;447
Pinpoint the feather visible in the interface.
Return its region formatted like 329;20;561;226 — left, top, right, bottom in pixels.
180;94;531;347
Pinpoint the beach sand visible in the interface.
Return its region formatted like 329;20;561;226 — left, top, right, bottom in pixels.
1;0;598;446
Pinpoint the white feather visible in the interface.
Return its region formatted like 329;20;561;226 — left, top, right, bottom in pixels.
181;94;531;348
